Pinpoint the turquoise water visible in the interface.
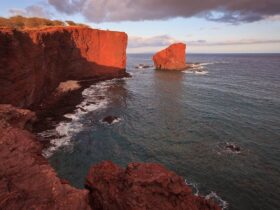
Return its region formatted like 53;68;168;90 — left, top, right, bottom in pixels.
46;54;280;210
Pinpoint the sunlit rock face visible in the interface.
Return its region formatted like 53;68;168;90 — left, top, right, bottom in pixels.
0;26;127;108
153;43;187;70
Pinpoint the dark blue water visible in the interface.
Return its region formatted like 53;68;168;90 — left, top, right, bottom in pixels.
46;54;280;210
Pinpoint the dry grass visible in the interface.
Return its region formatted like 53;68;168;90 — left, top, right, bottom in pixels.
0;16;90;30
56;80;81;94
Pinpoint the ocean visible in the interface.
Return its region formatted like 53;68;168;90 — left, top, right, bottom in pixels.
39;53;280;210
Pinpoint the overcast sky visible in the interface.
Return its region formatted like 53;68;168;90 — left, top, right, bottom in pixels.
1;0;280;53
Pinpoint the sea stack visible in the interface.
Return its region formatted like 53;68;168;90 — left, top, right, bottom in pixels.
153;43;187;70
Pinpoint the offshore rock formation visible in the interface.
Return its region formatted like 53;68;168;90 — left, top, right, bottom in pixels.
86;161;221;210
153;43;187;70
0;26;127;108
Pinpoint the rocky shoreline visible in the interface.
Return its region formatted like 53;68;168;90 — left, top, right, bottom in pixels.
0;26;221;210
0;105;92;210
0;102;221;210
32;74;129;144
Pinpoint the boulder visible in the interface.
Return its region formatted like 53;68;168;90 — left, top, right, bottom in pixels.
102;116;120;124
225;143;241;153
153;43;187;70
85;161;221;210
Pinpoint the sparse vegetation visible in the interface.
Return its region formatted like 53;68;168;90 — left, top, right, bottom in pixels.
65;20;76;26
65;20;90;27
0;16;90;30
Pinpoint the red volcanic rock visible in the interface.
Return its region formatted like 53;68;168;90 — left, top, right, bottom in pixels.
0;26;127;108
0;104;36;129
153;43;187;70
0;105;221;210
85;161;221;210
0;105;91;210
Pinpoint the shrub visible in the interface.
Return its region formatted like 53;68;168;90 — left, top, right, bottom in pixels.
0;16;89;30
66;20;77;26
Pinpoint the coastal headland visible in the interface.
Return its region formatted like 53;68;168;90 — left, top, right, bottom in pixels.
0;26;220;210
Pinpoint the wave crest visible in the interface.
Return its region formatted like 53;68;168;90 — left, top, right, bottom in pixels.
39;79;124;157
185;180;228;209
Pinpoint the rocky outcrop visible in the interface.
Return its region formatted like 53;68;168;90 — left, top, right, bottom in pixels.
0;105;91;210
0;26;127;108
153;43;187;70
0;104;220;210
0;104;36;129
86;161;221;210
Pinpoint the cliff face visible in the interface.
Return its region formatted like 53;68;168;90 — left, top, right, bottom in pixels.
0;105;91;210
0;26;127;108
153;43;187;70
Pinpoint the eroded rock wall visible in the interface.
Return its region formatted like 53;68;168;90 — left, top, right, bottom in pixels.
0;105;91;210
0;27;127;108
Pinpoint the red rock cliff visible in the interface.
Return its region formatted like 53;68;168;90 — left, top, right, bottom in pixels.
0;26;127;108
0;105;91;210
153;43;187;70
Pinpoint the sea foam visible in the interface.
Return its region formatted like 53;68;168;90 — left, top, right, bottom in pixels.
39;79;122;158
182;62;211;75
185;180;228;209
205;192;229;210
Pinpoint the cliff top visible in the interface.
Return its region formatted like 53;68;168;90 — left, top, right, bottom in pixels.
0;15;89;30
0;25;126;35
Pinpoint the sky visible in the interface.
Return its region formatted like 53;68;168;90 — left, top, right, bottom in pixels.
1;0;280;53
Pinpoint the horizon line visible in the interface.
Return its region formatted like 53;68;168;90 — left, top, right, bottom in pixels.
127;52;280;55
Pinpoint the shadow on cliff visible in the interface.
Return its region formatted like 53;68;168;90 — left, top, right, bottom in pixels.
0;28;127;109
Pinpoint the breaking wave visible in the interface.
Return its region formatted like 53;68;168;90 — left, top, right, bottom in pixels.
183;61;230;75
215;142;242;155
205;192;229;210
183;63;209;75
39;79;124;157
100;117;122;125
185;180;228;210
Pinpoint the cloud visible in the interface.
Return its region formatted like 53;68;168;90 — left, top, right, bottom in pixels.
128;35;183;48
128;35;280;49
265;15;280;21
188;39;280;46
9;5;52;18
48;0;86;15
47;0;280;23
